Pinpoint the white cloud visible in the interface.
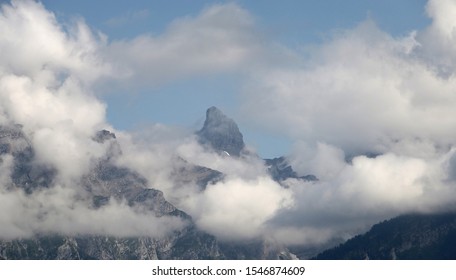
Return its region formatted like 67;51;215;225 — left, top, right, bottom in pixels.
290;142;346;181
243;20;456;158
115;131;295;242
0;0;113;181
417;0;456;75
114;126;192;195
0;0;281;242
0;0;111;84
266;146;456;246
238;0;456;246
0;0;185;239
176;138;267;180
181;176;293;241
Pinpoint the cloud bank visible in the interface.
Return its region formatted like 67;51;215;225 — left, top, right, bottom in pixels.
241;0;456;245
0;0;185;239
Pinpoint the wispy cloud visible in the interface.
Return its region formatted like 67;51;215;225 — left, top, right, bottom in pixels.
103;3;264;87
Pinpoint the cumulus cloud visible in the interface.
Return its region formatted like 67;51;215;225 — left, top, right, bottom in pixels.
243;19;456;157
182;176;293;241
273;148;456;246
0;0;112;181
417;0;456;75
0;0;185;239
0;0;110;84
238;0;456;246
105;3;263;86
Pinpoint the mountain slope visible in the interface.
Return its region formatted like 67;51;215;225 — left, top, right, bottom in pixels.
314;212;456;260
0;111;297;260
0;123;226;259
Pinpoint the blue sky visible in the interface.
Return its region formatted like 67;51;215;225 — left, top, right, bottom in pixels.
40;0;430;158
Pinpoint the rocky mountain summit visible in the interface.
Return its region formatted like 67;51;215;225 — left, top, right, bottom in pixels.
197;106;245;156
196;106;311;182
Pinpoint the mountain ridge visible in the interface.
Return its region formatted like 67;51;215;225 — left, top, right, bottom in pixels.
0;107;301;259
313;212;456;260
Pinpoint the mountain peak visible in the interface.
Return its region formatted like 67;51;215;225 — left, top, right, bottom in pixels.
206;106;224;119
197;106;245;156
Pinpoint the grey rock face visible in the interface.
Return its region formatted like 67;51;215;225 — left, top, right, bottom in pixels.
0;229;221;260
197;107;245;156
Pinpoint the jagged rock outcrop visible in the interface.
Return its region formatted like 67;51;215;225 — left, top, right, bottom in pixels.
196;106;245;156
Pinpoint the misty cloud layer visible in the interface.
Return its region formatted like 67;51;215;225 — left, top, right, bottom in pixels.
0;0;185;239
1;0;456;247
241;0;456;244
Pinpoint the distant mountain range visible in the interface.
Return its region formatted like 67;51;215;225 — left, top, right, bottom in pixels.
0;106;454;260
0;107;304;259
